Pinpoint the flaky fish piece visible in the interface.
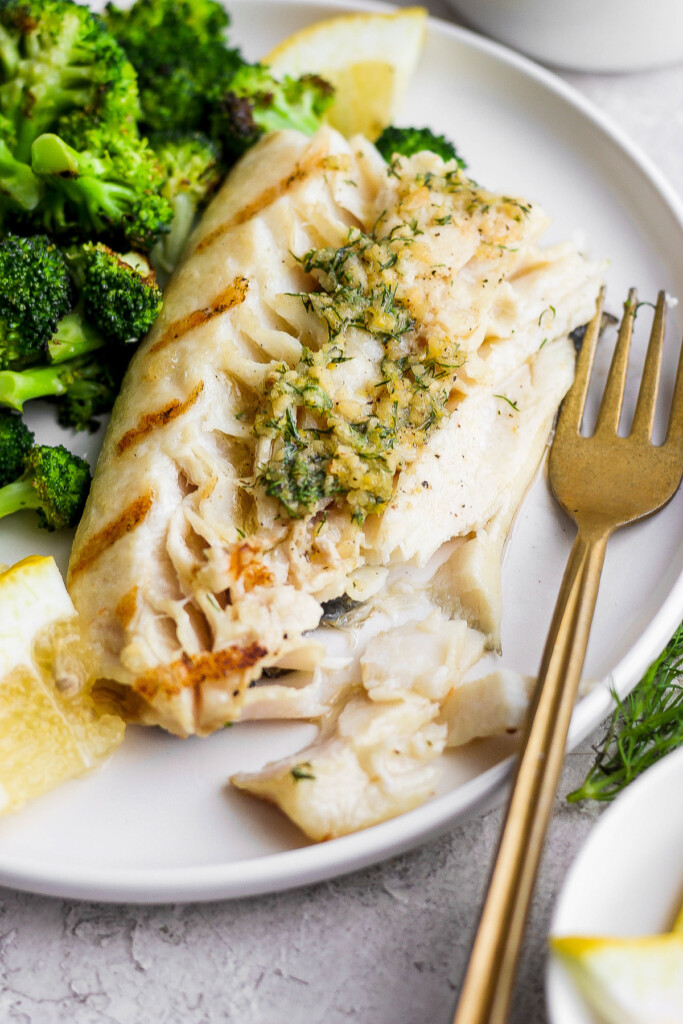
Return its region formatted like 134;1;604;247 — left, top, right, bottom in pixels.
68;125;603;738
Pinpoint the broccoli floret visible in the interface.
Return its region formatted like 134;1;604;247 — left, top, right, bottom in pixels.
210;65;334;157
149;130;221;273
105;0;241;135
0;232;161;426
0;232;73;368
0;0;140;163
0;349;125;431
67;242;162;344
106;0;333;162
0;408;33;485
0;229;161;361
30;129;173;251
374;126;466;167
0;441;90;529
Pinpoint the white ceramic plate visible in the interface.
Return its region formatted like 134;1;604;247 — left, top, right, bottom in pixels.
547;746;683;1024
0;1;681;903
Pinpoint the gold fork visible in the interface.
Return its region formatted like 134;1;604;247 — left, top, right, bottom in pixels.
452;288;683;1024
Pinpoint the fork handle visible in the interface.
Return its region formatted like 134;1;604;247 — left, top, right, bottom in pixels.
452;527;609;1024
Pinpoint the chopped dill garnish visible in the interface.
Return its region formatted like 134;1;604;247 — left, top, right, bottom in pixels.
291;762;316;781
568;624;683;802
493;394;520;411
254;216;464;521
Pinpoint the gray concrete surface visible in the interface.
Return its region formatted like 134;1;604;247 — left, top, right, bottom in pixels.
0;740;606;1024
2;2;681;1021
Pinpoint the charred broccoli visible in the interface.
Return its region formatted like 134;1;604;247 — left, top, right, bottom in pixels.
0;0;140;162
104;0;241;135
106;0;334;164
0;408;33;486
0;0;173;249
210;65;334;157
375;126;465;167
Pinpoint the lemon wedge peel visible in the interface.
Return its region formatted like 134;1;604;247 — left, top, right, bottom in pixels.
672;892;683;932
0;555;124;814
551;933;683;1024
265;8;428;141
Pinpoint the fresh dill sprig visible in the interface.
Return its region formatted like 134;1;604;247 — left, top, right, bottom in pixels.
568;623;683;803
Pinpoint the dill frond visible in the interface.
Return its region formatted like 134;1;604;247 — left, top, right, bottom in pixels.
568;623;683;803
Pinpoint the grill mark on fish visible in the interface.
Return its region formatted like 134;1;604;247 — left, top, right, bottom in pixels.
194;151;325;254
150;277;249;354
229;542;276;591
115;382;204;455
115;586;139;628
239;562;275;591
133;641;268;700
70;493;154;578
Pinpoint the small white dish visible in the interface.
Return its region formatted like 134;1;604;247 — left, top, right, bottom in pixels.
446;0;683;73
547;746;683;1024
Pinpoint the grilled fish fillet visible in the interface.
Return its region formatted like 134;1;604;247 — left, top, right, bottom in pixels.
68;125;603;738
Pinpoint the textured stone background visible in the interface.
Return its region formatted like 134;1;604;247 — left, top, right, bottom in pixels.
2;2;682;1021
0;747;605;1024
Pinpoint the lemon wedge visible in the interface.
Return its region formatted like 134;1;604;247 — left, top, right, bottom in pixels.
551;934;683;1024
265;7;428;140
0;555;124;814
673;894;683;933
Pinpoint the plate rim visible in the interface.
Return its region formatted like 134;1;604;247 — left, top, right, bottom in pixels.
1;0;682;904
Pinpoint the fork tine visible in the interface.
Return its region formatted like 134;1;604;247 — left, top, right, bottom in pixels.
595;288;637;435
631;291;666;440
665;328;683;446
556;288;604;434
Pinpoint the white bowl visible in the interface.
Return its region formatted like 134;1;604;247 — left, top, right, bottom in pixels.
445;0;683;72
547;746;683;1023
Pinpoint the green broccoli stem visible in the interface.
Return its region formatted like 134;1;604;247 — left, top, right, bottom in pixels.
48;309;104;364
32;133;136;223
0;24;21;80
0;476;42;519
0;365;68;411
67;177;137;223
10;7;101;164
256;102;321;137
151;192;196;275
0;140;43;209
31;133;99;176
